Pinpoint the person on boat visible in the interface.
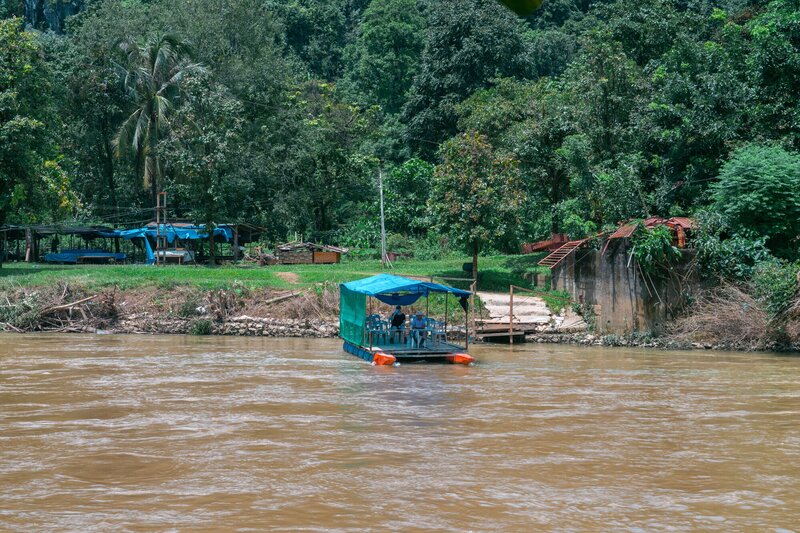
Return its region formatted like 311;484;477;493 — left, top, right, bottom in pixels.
388;305;406;343
410;311;427;348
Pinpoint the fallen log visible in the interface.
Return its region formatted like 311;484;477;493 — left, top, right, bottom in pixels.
41;295;98;315
262;291;304;307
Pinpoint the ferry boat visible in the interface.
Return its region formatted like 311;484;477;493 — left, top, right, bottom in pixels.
339;274;475;366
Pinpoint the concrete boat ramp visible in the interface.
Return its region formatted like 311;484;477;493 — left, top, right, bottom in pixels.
475;291;587;342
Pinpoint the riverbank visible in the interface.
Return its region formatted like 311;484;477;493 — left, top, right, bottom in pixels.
1;259;797;353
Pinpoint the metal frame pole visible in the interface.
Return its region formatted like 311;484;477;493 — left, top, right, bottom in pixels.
509;285;514;346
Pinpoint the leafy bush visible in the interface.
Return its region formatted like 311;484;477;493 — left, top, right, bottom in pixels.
711;144;800;260
178;293;202;318
413;232;453;261
752;260;799;318
556;199;597;239
335;216;379;259
693;210;773;281
632;223;681;275
386;233;413;256
190;319;213;335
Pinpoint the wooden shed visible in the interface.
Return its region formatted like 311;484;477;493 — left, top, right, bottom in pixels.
275;242;348;264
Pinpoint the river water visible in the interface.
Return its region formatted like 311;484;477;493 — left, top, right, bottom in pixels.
1;334;799;531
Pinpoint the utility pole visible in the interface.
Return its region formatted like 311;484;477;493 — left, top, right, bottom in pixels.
155;191;167;265
378;166;389;268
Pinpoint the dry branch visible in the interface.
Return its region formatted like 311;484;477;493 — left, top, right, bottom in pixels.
41;295;98;315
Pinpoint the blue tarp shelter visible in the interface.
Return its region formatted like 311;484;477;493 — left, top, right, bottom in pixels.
101;224;237;264
339;274;471;346
44;249;127;264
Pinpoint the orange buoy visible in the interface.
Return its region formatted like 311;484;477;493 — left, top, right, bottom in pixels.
446;353;475;366
372;352;397;366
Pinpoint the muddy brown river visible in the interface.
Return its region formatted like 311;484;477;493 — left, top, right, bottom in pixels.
1;334;799;531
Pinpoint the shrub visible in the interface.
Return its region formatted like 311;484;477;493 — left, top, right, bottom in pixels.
413;232;453;261
752;260;800;318
632;223;681;276
693;210;772;281
711;144;800;260
178;293;202;318
190;319;213;335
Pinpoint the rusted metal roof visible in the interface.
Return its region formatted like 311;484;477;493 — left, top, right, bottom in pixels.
607;217;696;240
666;217;696;230
608;224;637;240
522;233;570;254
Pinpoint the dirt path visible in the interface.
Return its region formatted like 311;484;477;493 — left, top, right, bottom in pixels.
276;272;300;284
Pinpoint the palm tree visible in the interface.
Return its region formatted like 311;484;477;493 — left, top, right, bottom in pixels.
113;33;205;206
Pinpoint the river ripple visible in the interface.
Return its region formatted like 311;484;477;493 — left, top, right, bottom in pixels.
1;334;799;531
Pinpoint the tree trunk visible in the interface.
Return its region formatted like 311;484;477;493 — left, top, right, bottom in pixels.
472;240;479;283
208;231;216;266
99;113;118;214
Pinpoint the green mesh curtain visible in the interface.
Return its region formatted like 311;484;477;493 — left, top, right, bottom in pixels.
340;285;366;345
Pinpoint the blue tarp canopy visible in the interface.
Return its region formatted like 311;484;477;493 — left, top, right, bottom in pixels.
341;274;471;306
339;274;471;345
100;224;236;265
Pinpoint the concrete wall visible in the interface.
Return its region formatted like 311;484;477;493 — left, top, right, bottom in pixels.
551;240;694;335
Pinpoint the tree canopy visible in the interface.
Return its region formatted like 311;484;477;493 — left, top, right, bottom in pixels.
2;0;800;269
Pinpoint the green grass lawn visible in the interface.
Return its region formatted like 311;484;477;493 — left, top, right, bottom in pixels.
0;254;556;295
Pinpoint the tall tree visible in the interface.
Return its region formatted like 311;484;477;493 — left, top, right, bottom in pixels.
341;0;425;115
402;0;531;158
113;33;204;207
162;75;248;265
267;0;349;80
271;81;375;234
430;131;525;279
0;18;77;252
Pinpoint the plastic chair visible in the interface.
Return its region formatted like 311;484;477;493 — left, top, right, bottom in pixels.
427;319;446;346
371;319;389;345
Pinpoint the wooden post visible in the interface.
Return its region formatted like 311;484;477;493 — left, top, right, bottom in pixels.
233;224;240;262
444;293;449;341
467;280;476;350
25;227;33;262
509;285;514;346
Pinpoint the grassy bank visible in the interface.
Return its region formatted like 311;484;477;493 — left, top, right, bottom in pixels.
0;254;570;334
0;254;552;293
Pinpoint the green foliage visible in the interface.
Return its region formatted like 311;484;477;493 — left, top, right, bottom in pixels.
4;0;800;298
272;81;376;233
189;318;213;335
402;0;531;156
711;144;800;260
0;18;78;230
412;232;453;261
341;0;424;115
113;32;205;205
430;131;525;272
178;292;202;318
631;223;681;275
384;158;433;235
572;301;597;332
267;0;348;79
752;260;799;318
336;216;379;259
692;210;773;281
